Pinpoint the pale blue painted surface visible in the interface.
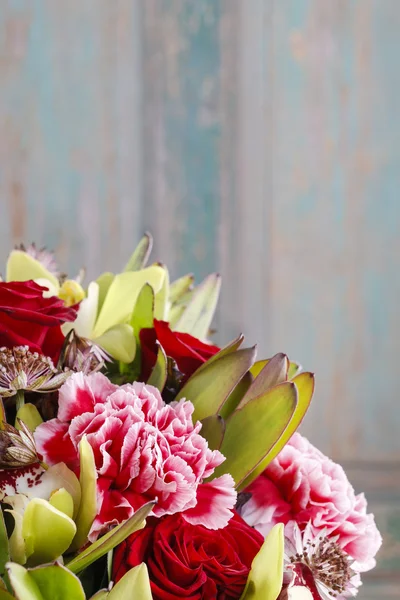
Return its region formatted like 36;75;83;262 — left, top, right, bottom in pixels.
0;1;399;594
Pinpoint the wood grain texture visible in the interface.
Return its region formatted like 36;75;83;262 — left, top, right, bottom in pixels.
0;1;399;596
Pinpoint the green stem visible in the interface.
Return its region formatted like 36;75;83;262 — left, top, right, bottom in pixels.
15;389;25;412
0;396;5;428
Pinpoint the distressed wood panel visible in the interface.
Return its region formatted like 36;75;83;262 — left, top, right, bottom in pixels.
0;1;399;597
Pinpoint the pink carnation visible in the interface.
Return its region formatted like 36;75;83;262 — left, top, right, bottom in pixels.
35;372;236;540
240;433;381;572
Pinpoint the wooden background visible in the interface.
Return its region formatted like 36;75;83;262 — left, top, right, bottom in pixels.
0;1;399;596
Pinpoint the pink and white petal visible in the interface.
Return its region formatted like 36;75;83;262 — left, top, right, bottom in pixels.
58;371;116;421
89;482;134;541
34;419;78;470
182;474;237;530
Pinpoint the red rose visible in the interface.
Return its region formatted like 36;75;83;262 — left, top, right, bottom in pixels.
140;320;220;382
113;512;263;600
0;281;77;363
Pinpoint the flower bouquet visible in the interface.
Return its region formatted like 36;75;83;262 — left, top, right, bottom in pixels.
0;236;381;600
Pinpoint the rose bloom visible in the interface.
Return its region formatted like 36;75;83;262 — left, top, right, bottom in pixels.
35;372;236;540
113;512;263;600
139;320;220;382
240;433;382;573
0;280;77;363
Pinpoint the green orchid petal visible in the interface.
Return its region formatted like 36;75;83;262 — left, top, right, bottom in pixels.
174;273;221;340
108;563;152;599
22;499;76;565
24;464;81;521
93;267;166;337
7;562;85;600
69;437;97;553
96;273;115;317
94;324;136;363
240;524;284;600
6;251;59;292
153;264;170;320
15;404;43;432
0;509;10;583
49;489;74;520
63;282;99;339
5;495;29;565
147;343;168;391
130;283;155;336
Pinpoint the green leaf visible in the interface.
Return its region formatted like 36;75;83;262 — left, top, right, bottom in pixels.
0;509;10;584
123;233;153;272
195;334;245;372
219;372;253;420
89;591;108;600
168;304;186;329
288;361;302;379
212;382;298;489
108;563;152;599
22;499;77;565
240;524;284;600
169;274;194;304
200;415;225;450
0;588;14;600
69;437;97;553
147;343;168;392
7;562;86;600
15;404;43;432
94;267;166;337
238;353;288;409
96;273;115;316
66;501;154;575
6;251;59;292
94;324;136;363
130;283;155;335
240;372;315;489
174;273;221;340
176;347;256;423
153;264;170;321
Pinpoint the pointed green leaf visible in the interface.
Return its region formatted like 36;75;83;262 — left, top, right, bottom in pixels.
147;343;168;391
6;563;43;600
200;415;225;450
288;361;302;379
0;510;10;584
240;524;284;600
153;264;170;321
238;353;288;409
6;251;59;291
212;382;298;489
96;273;115;316
219;372;253;420
124;233;153;272
0;588;14;600
66;501;154;574
108;563;152;599
168;304;186;329
174;273;221;340
130;283;155;335
169;274;194;304
22;499;77;565
15;404;43;432
240;372;315;489
94;267;166;337
195;334;245;372
69;437;97;552
94;324;136;363
176;347;257;423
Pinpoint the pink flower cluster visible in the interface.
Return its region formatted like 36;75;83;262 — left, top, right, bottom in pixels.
35;372;236;540
240;432;382;572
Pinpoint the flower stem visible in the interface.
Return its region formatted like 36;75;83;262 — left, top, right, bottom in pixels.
15;389;25;412
0;397;6;428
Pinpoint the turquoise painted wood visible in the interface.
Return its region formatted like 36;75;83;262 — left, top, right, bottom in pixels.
0;1;399;596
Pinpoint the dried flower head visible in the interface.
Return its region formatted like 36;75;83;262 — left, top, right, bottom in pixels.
0;346;70;397
0;420;39;468
284;523;358;600
15;243;60;278
60;330;110;374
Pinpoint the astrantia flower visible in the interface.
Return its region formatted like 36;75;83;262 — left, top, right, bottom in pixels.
240;433;382;572
281;523;359;600
0;420;39;468
60;330;110;374
34;372;236;540
0;346;70;397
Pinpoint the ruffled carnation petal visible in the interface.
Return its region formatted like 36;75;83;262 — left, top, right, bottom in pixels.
183;474;237;529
